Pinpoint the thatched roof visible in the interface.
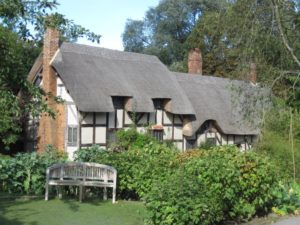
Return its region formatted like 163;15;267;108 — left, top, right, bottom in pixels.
49;42;264;135
51;42;194;114
175;73;263;135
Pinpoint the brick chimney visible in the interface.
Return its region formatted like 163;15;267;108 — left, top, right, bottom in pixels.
248;62;257;84
37;28;65;152
188;48;202;74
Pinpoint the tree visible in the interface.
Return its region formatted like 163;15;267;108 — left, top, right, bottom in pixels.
122;0;223;67
122;19;148;53
0;0;100;43
0;0;101;150
0;25;45;147
186;0;300;99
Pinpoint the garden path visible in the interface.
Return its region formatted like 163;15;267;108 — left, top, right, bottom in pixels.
272;216;300;225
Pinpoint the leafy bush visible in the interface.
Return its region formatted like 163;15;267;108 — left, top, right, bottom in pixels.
272;182;300;215
110;128;157;151
145;146;278;224
75;128;178;199
145;168;223;225
74;144;106;162
75;130;279;224
0;145;66;194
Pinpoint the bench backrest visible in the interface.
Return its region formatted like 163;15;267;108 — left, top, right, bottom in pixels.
46;162;117;183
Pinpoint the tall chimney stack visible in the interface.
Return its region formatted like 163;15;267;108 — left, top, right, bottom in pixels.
188;48;202;74
249;62;257;84
37;27;61;152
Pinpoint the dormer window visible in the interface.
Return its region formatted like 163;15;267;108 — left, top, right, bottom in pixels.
112;97;124;109
153;99;163;109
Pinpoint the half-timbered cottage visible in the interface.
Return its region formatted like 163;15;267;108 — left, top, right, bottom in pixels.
26;28;261;159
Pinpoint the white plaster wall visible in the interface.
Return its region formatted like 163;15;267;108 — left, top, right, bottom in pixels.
173;126;182;140
183;137;187;151
163;126;172;140
197;133;206;145
221;134;228;145
156;110;163;125
116;109;123;128
57;77;73;102
95;127;106;144
206;132;216;138
81;127;93;144
57;78;80;160
163;112;172;125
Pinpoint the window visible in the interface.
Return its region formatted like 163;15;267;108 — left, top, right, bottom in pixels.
153;99;163;109
152;129;163;141
186;139;196;149
112;97;124;109
33;75;42;86
206;137;216;146
68;126;78;146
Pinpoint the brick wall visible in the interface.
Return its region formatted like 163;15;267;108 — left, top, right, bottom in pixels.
37;28;66;152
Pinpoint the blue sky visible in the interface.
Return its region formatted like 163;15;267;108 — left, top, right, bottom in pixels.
57;0;160;50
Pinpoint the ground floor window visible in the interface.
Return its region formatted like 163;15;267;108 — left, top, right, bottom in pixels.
205;137;216;146
186;139;196;149
152;129;163;141
67;126;78;146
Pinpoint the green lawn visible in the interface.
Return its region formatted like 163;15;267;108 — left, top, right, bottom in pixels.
0;194;147;225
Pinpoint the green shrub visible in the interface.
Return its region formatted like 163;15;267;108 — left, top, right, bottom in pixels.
145;168;223;225
74;144;107;162
144;146;278;224
184;146;278;221
75;130;279;224
0;145;66;194
75;129;178;199
75;140;178;199
110;128;156;151
272;182;300;215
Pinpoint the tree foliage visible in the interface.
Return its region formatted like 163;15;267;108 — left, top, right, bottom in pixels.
0;0;100;43
0;0;101;149
123;0;300;104
122;0;224;66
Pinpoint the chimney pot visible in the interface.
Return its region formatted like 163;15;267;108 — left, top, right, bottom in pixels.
188;48;202;75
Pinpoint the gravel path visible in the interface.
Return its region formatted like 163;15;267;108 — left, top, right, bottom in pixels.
272;216;300;225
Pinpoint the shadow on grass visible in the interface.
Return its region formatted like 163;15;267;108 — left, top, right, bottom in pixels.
0;196;41;225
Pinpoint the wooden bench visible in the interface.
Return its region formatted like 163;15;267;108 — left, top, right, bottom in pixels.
45;162;117;203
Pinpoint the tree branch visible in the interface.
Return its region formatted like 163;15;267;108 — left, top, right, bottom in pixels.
272;0;300;68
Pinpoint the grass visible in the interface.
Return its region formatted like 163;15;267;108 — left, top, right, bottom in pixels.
0;194;147;225
0;193;295;225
